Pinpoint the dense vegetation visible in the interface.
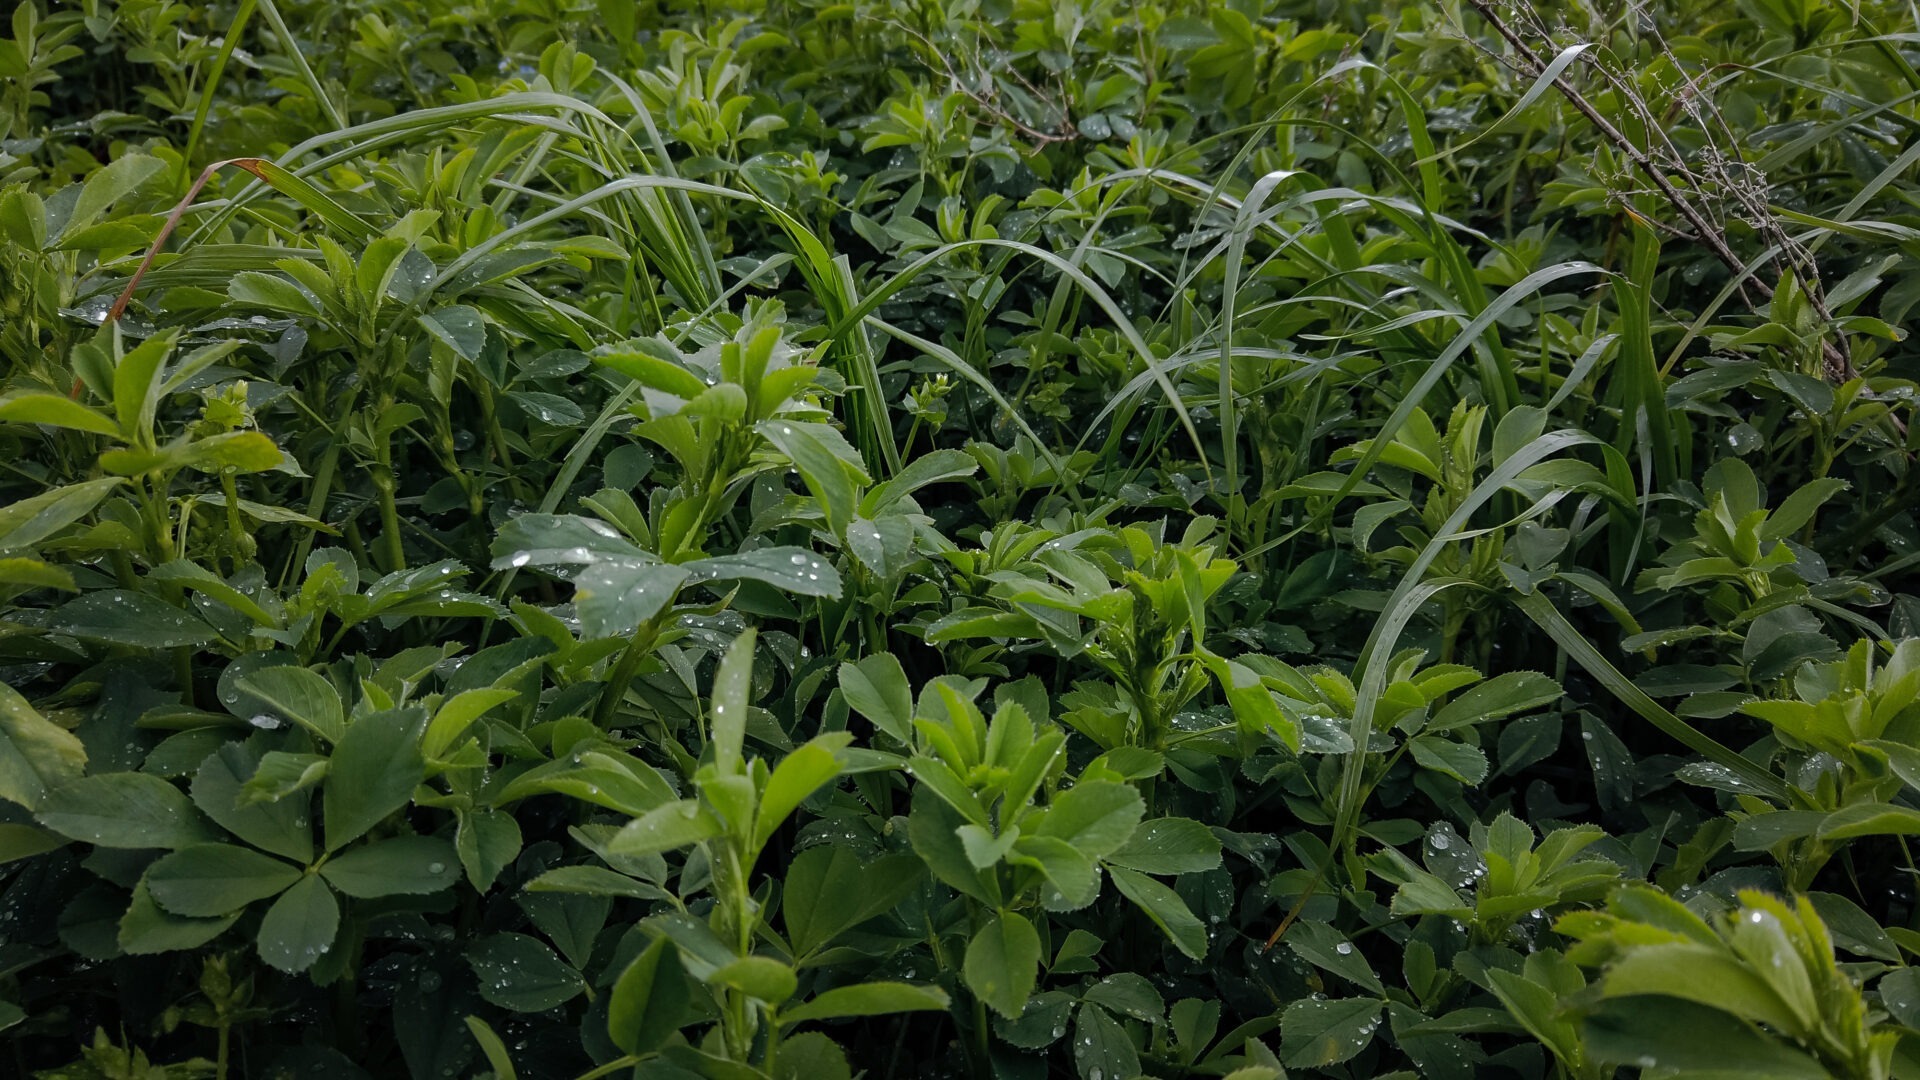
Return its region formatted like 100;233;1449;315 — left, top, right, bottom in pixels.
2;0;1919;1076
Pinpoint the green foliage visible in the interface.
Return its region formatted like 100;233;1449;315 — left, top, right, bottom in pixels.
0;0;1918;1076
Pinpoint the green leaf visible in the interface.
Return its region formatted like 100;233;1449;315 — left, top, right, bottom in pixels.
1582;995;1828;1078
51;590;216;648
0;557;78;591
964;910;1041;1020
455;809;523;893
753;734;849;848
1817;802;1920;841
573;560;690;639
1034;780;1143;858
319;836;460;897
0;394;121;437
709;955;797;1003
1286;921;1384;995
39;773;217;849
595;346;709;399
0;477;124;550
256;874;340;974
1104;817;1223;875
684;548;842;598
1428;671;1563;730
468;933;585;1012
423;688;517;760
711;627;754;775
118;879;239;955
238;752;329;807
1081;973;1164;1024
1073;1004;1143;1080
229;271;322;316
607;799;723;858
1281;997;1382;1068
608;935;688;1055
419;306;487;361
112;332;176;445
755;419;868;533
783;844;923;958
1408;736;1489;785
146;843;301;916
0;683;87;811
64;153;166;238
463;1016;519;1080
783;982;950;1024
322;708;426;850
495;750;677;818
839;653;914;744
1109;866;1208;959
191;743;312;863
1760;478;1848;542
0;824;64;865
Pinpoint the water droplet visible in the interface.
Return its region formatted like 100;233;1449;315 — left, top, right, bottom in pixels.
510;552;531;567
427;862;447;874
248;714;284;730
789;552;809;565
1428;833;1450;851
1335;942;1353;955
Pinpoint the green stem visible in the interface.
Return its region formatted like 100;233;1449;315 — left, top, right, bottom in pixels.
571;1055;642;1080
372;393;405;572
288;386;362;586
593;614;667;729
